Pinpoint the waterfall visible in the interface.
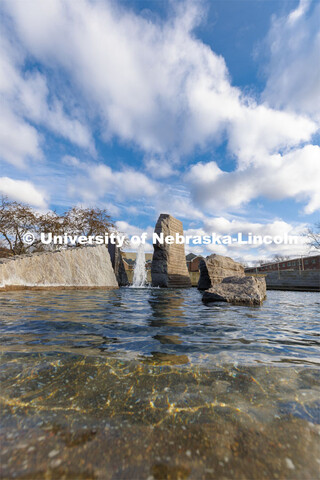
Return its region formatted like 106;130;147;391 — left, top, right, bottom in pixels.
132;244;147;287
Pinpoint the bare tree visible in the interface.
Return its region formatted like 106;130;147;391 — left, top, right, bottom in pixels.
257;258;268;266
305;222;320;250
0;198;118;256
272;254;291;262
0;197;39;255
34;210;65;251
64;207;115;238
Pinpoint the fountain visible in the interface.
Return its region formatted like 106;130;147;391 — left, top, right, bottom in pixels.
132;244;147;287
0;245;118;290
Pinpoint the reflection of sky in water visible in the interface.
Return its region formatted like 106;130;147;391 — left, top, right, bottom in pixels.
0;289;319;479
0;289;319;365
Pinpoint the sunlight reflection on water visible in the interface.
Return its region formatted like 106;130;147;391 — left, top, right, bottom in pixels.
0;289;319;479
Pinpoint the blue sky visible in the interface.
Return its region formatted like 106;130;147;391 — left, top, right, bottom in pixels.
0;0;319;262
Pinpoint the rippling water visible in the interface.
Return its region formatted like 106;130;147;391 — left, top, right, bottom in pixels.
0;288;319;479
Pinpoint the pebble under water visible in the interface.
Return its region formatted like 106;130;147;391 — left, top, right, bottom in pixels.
0;288;319;479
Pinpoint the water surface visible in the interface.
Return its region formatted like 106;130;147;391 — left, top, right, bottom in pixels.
0;289;319;479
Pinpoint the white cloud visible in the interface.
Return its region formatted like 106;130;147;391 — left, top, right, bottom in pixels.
62;155;81;167
184;217;309;261
115;211;310;263
203;217;305;238
187;145;320;214
88;164;158;199
288;0;311;23
262;0;320;121
1;0;319;220
2;0;317;164
115;220;154;250
0;34;94;168
145;156;178;179
228;104;315;168
0;177;47;207
65;158;158;203
116;220;153;238
17;71;94;151
156;190;205;221
115;221;143;237
0;105;42;167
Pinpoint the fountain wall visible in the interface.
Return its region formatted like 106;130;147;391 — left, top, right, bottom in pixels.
0;245;118;290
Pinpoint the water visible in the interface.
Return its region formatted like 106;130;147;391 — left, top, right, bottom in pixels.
0;288;319;479
132;244;148;287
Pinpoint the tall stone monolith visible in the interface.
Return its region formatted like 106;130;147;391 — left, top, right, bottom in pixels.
151;214;191;288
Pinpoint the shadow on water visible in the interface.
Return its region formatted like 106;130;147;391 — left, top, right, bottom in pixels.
0;288;319;479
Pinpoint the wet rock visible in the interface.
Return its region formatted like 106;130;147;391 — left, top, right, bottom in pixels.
197;259;212;290
198;254;245;290
151;214;191;288
107;243;128;286
0;245;118;290
202;275;266;306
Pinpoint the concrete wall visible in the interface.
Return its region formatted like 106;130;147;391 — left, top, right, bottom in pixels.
184;269;320;290
264;270;320;291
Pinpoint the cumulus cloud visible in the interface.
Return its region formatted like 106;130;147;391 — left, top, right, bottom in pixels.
1;0;319;225
2;0;317;163
115;220;154;250
115;211;309;262
0;34;94;167
145;156;178;179
116;220;153;238
89;164;158;199
187;145;320;214
155;190;205;221
203;217;305;238
228;104;315;168
64;157;158;203
262;0;320;121
0;177;47;207
184;217;309;261
0;105;42;167
16;71;94;151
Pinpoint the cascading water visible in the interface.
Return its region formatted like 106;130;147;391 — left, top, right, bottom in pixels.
132;244;148;287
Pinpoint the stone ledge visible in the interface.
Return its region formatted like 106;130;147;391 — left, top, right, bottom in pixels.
0;285;118;292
